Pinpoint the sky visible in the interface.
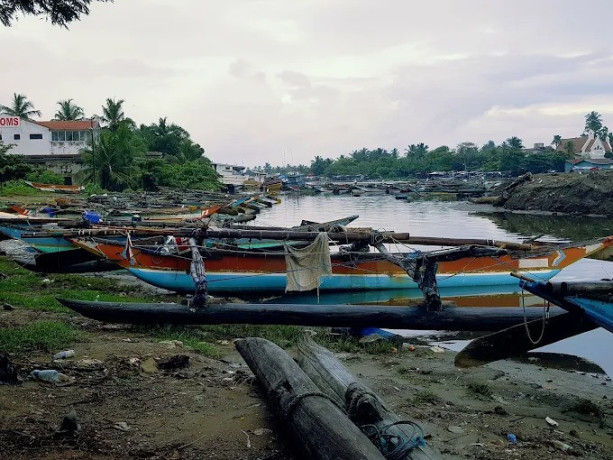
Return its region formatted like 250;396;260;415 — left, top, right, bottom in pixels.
2;0;613;167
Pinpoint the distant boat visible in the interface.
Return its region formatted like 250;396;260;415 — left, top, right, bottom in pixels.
25;181;83;194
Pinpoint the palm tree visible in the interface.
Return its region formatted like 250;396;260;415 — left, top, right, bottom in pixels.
564;141;576;158
54;99;84;120
0;93;42;119
551;134;562;148
100;98;133;131
585;111;603;134
81;123;146;190
505;136;523;149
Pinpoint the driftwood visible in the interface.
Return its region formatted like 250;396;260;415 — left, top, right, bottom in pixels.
297;336;440;459
235;337;385;460
469;172;533;207
57;298;566;330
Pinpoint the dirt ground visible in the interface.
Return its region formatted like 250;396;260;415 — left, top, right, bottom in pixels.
1;306;612;460
502;170;613;216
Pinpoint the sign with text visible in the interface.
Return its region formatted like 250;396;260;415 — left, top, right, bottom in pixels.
0;116;20;127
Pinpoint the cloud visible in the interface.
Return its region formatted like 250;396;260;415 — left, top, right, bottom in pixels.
2;0;613;166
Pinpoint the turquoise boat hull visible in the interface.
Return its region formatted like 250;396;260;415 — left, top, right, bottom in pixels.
128;266;562;294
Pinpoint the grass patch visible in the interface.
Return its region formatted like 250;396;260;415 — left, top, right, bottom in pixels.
0;321;80;353
565;398;605;424
137;325;221;359
0;180;44;196
0;257;160;312
467;382;493;398
410;390;441;405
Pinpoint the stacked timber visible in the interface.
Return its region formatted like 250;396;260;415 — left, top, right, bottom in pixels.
235;337;385;460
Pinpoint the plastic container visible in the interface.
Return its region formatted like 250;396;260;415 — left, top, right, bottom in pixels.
30;369;73;384
53;350;75;360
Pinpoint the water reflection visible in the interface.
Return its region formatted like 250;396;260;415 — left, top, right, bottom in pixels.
475;211;613;243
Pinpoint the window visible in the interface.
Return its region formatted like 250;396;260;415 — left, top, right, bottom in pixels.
65;131;73;141
13;134;20;140
29;133;43;140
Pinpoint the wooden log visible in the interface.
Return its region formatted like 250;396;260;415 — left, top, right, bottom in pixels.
57;298;566;330
297;336;440;459
546;281;613;297
20;226;546;250
235;337;386;460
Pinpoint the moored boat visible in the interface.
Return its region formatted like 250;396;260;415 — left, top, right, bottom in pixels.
75;235;613;295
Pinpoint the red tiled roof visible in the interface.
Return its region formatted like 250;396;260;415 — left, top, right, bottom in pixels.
555;136;587;153
35;120;96;130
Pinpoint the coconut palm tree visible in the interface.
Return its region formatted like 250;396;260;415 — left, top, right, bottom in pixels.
54;99;84;120
81;123;146;190
100;98;134;131
505;136;523;149
551;134;562;148
585;111;603;134
0;93;42;119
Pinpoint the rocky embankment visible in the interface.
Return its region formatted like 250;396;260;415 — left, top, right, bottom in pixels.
499;170;613;216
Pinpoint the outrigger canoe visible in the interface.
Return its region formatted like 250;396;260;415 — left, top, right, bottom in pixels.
72;235;613;294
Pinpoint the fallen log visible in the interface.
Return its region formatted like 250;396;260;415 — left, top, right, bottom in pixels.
57;298;566;330
297;335;440;459
235;337;386;460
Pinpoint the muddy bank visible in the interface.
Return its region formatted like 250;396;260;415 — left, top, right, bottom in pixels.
1;305;612;460
500;170;613;216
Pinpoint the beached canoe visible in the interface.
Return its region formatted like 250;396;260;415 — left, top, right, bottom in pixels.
77;236;613;294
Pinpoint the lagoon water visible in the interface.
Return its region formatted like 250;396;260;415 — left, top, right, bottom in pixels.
251;193;613;377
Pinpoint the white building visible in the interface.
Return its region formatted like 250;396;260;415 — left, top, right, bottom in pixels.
555;130;612;159
0;116;98;157
0;116;99;184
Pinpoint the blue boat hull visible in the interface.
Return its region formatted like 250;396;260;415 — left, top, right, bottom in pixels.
128;267;562;294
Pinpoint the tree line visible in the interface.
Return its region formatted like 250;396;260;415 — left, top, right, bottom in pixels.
0;93;221;192
272;112;612;179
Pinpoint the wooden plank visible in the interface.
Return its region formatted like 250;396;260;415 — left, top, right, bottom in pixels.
235;337;386;460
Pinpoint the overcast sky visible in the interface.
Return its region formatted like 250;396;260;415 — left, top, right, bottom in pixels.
2;0;613;166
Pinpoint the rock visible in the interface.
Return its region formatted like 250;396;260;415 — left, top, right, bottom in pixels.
253;428;272;436
494;406;508;416
140;358;158;374
430;346;445;353
157;355;190;370
57;408;80;436
114;421;130;431
0;354;20;385
159;340;183;348
447;425;464;434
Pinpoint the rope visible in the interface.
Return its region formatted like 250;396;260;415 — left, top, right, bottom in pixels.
361;420;427;460
521;287;549;345
282;391;346;417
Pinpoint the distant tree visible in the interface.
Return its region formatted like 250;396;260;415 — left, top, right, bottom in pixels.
405;143;428;156
597;126;609;141
563;141;576;157
0;93;41;119
310;155;333;176
100;98;133;131
505;136;523;149
585;111;603;134
0;0;112;27
81;123;146;190
54;99;84;120
0;142;32;182
551;134;562;148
